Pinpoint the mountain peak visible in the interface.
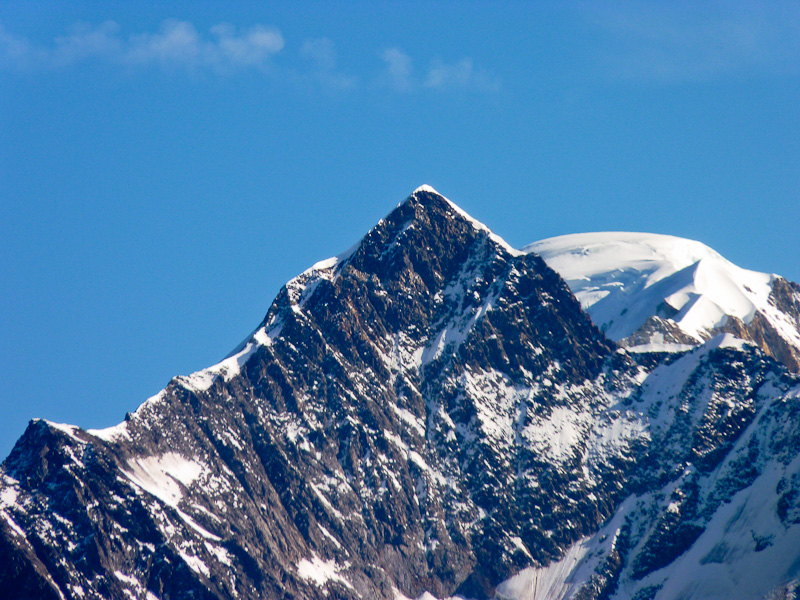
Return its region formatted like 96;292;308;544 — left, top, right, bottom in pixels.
411;183;441;196
398;185;522;258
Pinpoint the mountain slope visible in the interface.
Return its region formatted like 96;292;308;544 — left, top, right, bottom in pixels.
1;188;799;600
526;232;800;372
496;336;800;600
0;187;619;599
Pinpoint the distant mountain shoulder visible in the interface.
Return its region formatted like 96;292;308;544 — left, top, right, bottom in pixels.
526;232;800;372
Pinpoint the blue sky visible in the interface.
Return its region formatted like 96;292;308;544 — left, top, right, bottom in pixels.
2;1;799;457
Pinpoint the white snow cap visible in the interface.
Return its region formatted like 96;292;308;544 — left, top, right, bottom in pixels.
525;232;800;351
412;184;440;195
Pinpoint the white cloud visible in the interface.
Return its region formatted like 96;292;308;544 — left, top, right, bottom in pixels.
0;21;499;95
424;57;500;92
300;37;358;90
126;21;204;67
0;24;43;69
52;21;123;67
379;47;500;93
0;20;284;73
380;47;414;92
209;23;284;67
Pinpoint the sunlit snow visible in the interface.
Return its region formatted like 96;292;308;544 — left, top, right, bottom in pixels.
296;555;354;590
121;452;206;507
525;232;800;352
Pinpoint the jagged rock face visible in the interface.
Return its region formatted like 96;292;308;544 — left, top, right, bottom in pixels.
561;345;800;600
711;277;800;373
0;190;618;600
620;316;699;348
1;188;800;600
487;341;800;600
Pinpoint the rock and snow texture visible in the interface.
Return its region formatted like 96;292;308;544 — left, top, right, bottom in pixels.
1;187;800;600
526;232;800;372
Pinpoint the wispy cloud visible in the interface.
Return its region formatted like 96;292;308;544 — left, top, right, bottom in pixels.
380;48;415;92
0;24;46;69
0;20;500;95
0;20;284;72
425;57;500;92
300;37;358;90
301;37;337;71
50;21;123;67
583;2;800;83
379;47;500;93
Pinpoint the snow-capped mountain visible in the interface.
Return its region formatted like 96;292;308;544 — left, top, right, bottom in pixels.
527;232;800;372
1;187;800;600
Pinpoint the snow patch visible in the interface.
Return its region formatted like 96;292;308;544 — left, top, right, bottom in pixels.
706;332;750;350
43;420;85;444
88;421;131;442
0;486;18;510
122;453;206;508
204;541;233;565
296;555;353;590
390;404;426;438
174;508;221;541
523;406;590;463
114;571;143;589
413;184;439;195
626;343;696;353
1;510;25;538
114;571;159;600
178;550;210;578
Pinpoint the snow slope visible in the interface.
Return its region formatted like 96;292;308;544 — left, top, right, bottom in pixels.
525;232;800;358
